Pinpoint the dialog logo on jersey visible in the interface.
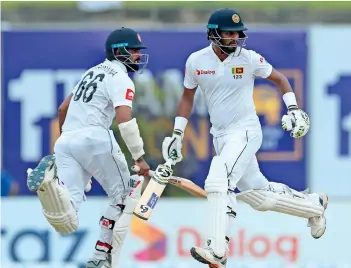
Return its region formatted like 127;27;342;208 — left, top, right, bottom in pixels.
125;88;134;101
196;69;216;76
131;217;167;261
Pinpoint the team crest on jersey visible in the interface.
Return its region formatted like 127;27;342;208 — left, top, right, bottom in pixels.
196;69;216;76
232;67;244;79
232;67;244;74
125;88;135;101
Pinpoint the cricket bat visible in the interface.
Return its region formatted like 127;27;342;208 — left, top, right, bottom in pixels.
132;158;174;220
167;176;206;198
131;165;206;198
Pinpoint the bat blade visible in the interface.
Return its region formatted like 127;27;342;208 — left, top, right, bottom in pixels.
133;179;166;220
133;162;173;220
168;177;207;198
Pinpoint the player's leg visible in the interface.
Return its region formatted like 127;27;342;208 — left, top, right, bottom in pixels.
85;173;142;268
236;156;328;238
190;129;258;268
110;174;143;267
27;154;78;235
73;130;140;267
26;136;90;235
190;156;229;268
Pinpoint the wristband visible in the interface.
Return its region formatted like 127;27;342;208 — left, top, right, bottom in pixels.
174;116;188;134
283;92;298;110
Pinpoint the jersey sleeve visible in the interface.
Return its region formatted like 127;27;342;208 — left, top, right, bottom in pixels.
251;50;273;79
71;81;80;95
106;73;135;108
72;71;86;94
183;55;198;89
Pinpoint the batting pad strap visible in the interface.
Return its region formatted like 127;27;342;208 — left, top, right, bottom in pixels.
99;216;116;230
118;118;145;161
95;241;112;253
237;189;324;219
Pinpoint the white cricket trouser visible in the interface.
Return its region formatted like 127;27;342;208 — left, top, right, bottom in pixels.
213;127;269;193
54;126;131;211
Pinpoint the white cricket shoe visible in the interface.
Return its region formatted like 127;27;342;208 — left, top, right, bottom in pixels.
27;155;56;192
190;246;226;268
86;254;111;268
190;237;229;268
308;193;328;239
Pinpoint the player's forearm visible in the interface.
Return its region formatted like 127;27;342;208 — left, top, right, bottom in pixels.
276;77;299;109
267;70;298;109
177;91;195;119
115;106;145;161
118;118;145;161
173;90;195;134
275;75;293;96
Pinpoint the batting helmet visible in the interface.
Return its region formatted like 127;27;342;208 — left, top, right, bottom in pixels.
105;27;148;72
207;8;248;55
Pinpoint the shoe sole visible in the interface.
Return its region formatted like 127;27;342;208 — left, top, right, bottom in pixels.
312;193;329;239
190;248;222;268
321;193;329;210
27;155;55;192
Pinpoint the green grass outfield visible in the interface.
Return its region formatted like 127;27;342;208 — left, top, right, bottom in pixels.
2;1;351;10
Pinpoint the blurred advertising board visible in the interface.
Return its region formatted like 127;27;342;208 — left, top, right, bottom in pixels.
308;26;351;198
2;29;307;195
1;197;350;268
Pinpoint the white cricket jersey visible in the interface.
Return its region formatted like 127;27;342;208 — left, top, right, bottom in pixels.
184;45;273;137
62;60;135;132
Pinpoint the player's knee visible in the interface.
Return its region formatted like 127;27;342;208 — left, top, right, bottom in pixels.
205;156;228;194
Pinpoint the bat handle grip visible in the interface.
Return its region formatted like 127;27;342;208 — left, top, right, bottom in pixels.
131;165;155;176
165;158;174;167
131;157;174;176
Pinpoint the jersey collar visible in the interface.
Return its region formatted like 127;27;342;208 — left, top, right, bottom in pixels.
209;44;236;64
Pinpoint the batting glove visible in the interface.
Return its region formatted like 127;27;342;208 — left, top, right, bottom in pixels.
282;107;310;138
162;130;183;165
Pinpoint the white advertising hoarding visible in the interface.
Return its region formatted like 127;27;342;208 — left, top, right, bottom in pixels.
308;26;351;197
1;197;350;268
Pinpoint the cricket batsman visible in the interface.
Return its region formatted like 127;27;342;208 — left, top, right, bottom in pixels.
26;27;150;268
162;8;328;268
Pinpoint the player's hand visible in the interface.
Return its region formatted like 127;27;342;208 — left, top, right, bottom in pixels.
134;157;150;176
282;107;310;138
162;130;183;165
